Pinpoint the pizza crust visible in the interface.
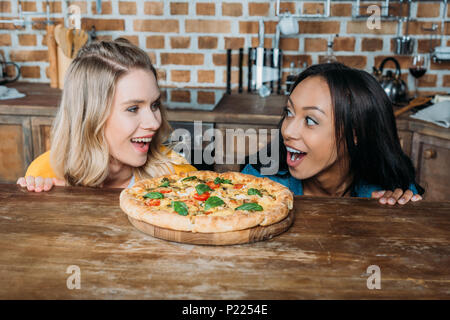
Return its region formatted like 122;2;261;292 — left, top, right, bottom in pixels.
119;170;293;233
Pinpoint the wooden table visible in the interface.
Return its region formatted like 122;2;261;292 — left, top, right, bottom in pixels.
0;184;449;299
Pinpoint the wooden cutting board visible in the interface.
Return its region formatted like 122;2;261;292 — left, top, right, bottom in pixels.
128;210;294;245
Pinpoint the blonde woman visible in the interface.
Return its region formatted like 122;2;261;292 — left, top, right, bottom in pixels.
17;38;196;192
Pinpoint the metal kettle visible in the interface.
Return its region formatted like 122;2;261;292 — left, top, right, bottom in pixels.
0;60;20;85
373;57;408;104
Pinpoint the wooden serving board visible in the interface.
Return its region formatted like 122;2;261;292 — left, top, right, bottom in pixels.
128;210;294;246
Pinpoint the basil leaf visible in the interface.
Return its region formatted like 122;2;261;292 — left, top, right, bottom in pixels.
172;201;188;216
143;192;164;199
181;176;197;182
158;178;170;187
204;196;225;211
235;203;263;211
196;183;213;195
214;177;233;185
248;188;262;197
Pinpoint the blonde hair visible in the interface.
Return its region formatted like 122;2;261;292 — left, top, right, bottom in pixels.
50;38;178;187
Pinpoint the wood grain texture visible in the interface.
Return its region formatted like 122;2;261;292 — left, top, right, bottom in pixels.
0;184;449;299
128;210;294;246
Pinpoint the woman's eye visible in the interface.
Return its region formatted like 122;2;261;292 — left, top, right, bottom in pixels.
127;106;138;113
151;101;161;111
284;107;294;117
306;116;318;126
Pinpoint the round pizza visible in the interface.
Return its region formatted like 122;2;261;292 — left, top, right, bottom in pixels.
120;171;294;233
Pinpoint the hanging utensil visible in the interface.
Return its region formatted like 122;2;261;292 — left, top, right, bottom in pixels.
72;29;89;58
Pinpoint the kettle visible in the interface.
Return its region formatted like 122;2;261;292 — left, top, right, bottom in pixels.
373;57;408;104
0;60;21;85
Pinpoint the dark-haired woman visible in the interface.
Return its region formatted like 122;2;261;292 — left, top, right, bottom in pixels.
242;63;423;205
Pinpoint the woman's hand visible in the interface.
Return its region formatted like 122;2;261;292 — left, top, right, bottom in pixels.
16;176;57;192
371;189;422;205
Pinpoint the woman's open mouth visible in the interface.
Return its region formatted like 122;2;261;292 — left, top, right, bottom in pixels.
286;146;307;167
130;136;152;153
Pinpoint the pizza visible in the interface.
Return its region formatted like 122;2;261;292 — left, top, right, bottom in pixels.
120;171;294;233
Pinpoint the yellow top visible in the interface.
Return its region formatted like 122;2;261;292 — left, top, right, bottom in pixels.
25;148;197;180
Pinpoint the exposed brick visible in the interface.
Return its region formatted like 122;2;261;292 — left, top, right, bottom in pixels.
443;75;450;87
212;53;248;67
70;1;87;13
147;51;156;64
334;37;355;51
47;1;62;13
282;55;312;68
97;35;113;41
198;36;218;49
170;90;191;103
197;91;215;105
304;38;327;52
222;3;242;17
171;70;190;82
186;20;231;33
119;2;136;15
248;2;270;16
198;70;215;83
9;50;48;62
303;2;324;15
0;17;15;30
224;37;245;49
82;19;125;31
20;66;40;78
251;37;272;48
239;21;277;34
92;1;112;14
430;60;450;70
5;64;17;77
119;35;139;47
279;1;295;14
404;21;442;35
160;53;204;65
362;38;383;51
134;20;179;32
157;69;166;81
418;74;437;87
21;1;36;11
196;3;215;15
331;3;352;17
170;36;190;49
170;2;188;15
418;39;441;54
0;1;11;13
144;2;164;15
222;69;239;84
146;36;165;49
0;34;11;46
31;17;64;30
417;2;440;18
299;21;340;34
347;21;397;35
374;55;412;69
279;38;299;51
18;34;37;46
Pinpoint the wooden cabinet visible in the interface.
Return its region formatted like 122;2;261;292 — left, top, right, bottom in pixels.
0;115;33;183
411;133;450;201
398;129;413;157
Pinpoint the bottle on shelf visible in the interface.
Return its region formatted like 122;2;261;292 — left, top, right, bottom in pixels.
323;34;338;63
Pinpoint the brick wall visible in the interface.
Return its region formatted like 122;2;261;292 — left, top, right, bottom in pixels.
0;0;449;95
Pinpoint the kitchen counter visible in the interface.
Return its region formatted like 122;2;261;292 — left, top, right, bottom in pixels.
0;183;448;299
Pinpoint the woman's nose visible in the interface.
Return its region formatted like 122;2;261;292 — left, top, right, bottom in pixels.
282;119;302;140
140;107;160;130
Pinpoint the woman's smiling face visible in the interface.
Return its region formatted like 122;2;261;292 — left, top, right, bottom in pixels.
281;76;340;180
104;68;162;168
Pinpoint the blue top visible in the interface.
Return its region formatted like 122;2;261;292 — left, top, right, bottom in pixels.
241;164;418;197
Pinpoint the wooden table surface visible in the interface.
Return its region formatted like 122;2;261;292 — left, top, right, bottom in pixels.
0;183;449;299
